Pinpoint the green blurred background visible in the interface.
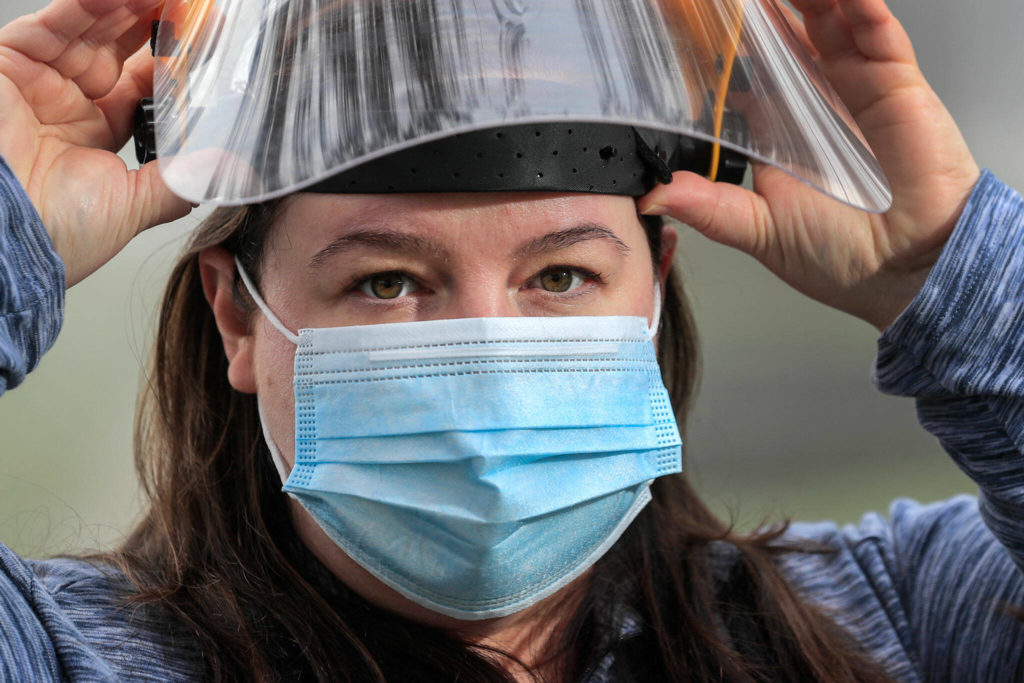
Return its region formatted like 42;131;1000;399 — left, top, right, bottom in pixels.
1;1;1022;558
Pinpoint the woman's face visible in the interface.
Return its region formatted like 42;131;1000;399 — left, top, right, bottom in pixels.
201;190;676;632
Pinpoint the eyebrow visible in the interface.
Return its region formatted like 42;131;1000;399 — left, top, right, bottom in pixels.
308;229;448;268
512;224;631;259
308;222;631;268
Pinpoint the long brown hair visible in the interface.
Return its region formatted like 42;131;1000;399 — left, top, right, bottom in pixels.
108;201;890;681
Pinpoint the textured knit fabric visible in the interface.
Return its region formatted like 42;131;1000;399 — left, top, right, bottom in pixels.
0;156;63;394
2;159;1024;680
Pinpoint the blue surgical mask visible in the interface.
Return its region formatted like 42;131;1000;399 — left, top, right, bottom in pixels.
237;260;681;620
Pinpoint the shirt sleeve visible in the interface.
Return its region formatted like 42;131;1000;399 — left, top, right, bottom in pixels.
0;542;117;681
856;171;1024;678
0;542;62;681
0;155;65;396
875;170;1024;573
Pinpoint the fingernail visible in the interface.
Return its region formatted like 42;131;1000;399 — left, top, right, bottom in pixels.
640;204;667;216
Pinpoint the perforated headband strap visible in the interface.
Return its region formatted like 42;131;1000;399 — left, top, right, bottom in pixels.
234;257;301;345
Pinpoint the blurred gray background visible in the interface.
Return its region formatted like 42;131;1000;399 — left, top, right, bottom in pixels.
1;0;1022;557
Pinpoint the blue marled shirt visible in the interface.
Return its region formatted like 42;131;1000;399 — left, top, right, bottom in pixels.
1;155;1024;680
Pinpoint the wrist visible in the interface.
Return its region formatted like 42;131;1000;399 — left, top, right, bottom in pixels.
859;266;935;332
859;169;983;331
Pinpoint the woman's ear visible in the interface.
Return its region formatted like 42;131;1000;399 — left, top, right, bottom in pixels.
198;246;258;394
657;222;678;288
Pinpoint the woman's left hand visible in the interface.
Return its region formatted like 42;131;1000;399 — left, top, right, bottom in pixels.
638;0;980;331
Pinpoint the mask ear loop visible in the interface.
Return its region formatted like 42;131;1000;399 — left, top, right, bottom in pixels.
234;257;299;486
234;256;301;345
646;281;663;340
257;396;293;485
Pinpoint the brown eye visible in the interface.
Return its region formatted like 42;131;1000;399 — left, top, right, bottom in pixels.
360;273;416;299
538;268;584;293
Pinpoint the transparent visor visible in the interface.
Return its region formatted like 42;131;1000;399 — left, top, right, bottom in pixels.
152;0;892;211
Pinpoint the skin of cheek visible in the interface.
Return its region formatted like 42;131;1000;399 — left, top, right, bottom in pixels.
251;228;329;467
251;315;299;469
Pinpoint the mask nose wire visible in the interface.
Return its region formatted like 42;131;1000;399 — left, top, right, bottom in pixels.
235;257;301;345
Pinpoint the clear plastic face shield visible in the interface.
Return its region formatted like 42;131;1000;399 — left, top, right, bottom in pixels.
147;0;892;212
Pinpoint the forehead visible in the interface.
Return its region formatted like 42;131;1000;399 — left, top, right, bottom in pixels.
269;192;647;255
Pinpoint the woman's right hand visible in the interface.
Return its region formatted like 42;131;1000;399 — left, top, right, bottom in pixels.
0;0;191;287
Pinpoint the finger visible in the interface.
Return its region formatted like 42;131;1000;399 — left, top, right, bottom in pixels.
128;160;192;237
3;56;110;136
0;0;155;62
833;0;916;65
787;1;921;124
775;3;818;59
0;0;161;94
789;0;858;62
95;48;153;150
638;172;775;259
49;5;158;99
791;0;915;66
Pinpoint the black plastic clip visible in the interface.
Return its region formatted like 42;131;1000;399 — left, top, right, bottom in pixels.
672;94;750;185
150;20;179;57
133;98;157;165
670;130;749;186
712;111;750;185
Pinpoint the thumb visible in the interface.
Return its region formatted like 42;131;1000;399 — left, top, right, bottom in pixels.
638;171;775;258
129;161;194;236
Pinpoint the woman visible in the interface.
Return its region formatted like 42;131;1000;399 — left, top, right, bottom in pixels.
1;0;1022;681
